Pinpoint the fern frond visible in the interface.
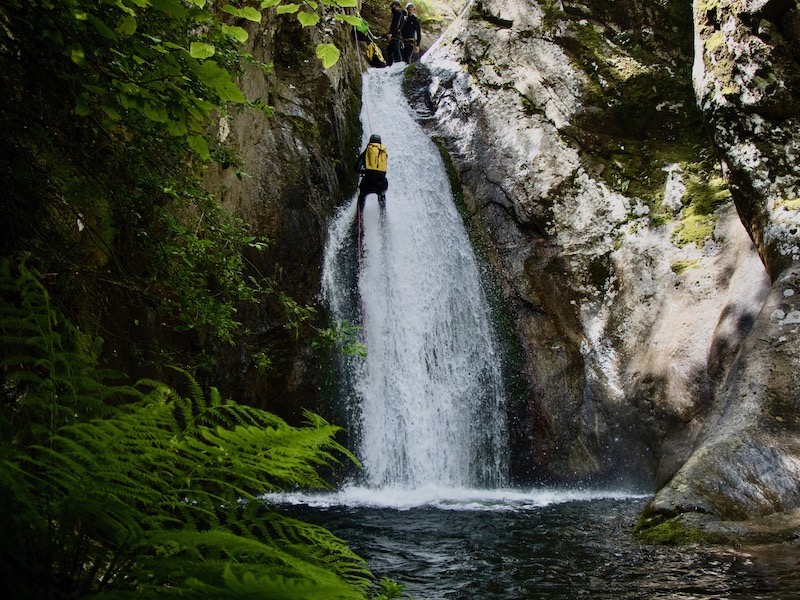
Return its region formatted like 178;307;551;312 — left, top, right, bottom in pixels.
1;260;371;597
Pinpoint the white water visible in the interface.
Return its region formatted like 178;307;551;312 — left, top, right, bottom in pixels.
321;65;508;493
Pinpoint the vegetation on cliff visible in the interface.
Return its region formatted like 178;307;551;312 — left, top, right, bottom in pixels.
0;0;392;597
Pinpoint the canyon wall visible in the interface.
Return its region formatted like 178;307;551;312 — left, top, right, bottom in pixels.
205;11;362;419
405;0;799;538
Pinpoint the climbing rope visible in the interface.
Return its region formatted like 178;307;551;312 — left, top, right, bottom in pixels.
352;19;373;134
352;14;374;338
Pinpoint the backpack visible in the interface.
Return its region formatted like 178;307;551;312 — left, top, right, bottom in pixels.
364;143;388;172
365;41;386;68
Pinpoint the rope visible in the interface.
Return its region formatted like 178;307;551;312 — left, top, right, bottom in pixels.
355;198;367;338
351;17;373;134
352;16;374;340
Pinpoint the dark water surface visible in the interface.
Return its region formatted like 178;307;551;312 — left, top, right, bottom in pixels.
280;495;800;599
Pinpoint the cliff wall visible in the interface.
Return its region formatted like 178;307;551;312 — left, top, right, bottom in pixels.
203;11;363;419
406;0;800;539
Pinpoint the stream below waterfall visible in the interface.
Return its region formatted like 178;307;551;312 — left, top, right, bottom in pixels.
269;65;800;598
276;491;800;599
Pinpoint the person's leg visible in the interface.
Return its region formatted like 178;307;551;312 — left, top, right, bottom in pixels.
401;42;412;64
388;39;402;65
378;194;386;221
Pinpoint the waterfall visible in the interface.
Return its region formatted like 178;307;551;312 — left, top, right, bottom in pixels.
322;65;508;491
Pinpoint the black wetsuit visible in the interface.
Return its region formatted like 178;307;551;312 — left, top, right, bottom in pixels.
401;13;421;63
386;7;405;65
355;150;388;213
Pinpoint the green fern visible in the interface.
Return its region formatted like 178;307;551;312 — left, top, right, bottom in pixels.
0;259;373;599
0;258;139;447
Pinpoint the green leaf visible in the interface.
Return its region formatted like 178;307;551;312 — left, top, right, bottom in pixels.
334;0;358;7
315;43;340;69
75;95;91;117
276;4;299;14
188;135;210;160
87;14;118;41
221;25;249;43
68;44;85;66
241;6;262;21
102;104;121;120
150;0;186;18
190;42;215;59
221;4;242;17
116;15;137;36
297;11;319;27
194;61;246;103
306;0;318;8
143;102;169;123
167;119;188;136
260;0;282;7
118;94;140;110
334;14;364;27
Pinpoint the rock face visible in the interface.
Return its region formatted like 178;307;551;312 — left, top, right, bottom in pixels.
638;266;800;539
640;0;800;536
405;0;786;497
402;0;800;538
205;12;362;419
227;1;799;538
693;0;800;280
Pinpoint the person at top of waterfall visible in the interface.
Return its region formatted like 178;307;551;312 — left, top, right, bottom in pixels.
355;134;388;215
385;1;405;66
401;3;421;64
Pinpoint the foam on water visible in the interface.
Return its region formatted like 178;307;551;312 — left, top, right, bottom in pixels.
264;486;650;512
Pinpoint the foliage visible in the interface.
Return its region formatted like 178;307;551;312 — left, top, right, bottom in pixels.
0;0;363;371
0;258;139;446
0;259;373;599
374;577;410;599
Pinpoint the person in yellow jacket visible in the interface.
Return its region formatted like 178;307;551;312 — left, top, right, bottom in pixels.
355;133;388;215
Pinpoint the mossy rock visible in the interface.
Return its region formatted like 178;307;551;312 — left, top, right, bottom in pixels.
672;214;717;248
634;514;724;545
671;258;700;274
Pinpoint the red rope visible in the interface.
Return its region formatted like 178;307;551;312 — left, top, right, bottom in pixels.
352;17;373;135
352;18;372;339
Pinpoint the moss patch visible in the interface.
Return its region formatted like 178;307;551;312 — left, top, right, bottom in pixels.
777;198;800;211
671;258;700;274
671;173;731;248
634;514;721;545
672;214;717;247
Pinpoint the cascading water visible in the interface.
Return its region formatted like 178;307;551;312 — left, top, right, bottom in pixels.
322;65;508;491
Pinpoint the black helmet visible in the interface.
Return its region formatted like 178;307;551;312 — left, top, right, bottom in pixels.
369;133;381;143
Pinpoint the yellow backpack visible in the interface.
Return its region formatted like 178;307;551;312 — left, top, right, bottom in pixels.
365;41;385;68
364;142;388;172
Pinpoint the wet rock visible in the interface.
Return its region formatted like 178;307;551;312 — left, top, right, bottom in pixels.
411;0;774;490
202;12;362;420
